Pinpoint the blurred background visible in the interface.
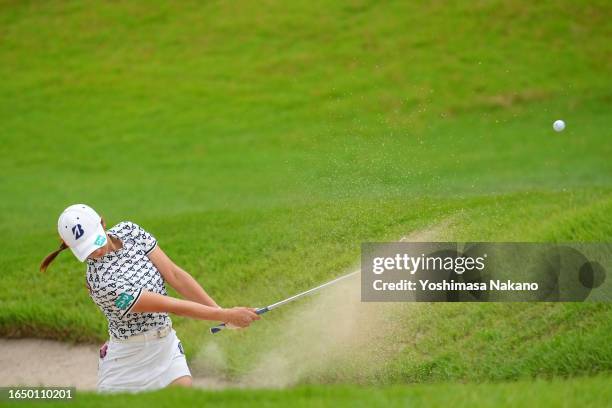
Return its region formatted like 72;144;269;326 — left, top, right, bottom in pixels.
0;0;611;403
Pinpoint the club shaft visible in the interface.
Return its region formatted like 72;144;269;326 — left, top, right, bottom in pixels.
266;270;359;310
210;270;359;334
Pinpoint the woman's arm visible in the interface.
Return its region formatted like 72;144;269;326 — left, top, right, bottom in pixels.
147;245;220;308
131;290;260;328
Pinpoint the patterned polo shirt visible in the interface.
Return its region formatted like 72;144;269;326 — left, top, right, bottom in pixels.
85;221;171;340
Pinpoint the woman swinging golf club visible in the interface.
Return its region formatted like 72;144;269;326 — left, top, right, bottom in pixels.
40;204;260;392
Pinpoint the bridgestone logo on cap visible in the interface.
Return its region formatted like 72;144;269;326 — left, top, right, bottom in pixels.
72;224;85;240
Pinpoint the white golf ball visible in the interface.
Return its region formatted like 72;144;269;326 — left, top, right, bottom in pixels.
553;120;565;132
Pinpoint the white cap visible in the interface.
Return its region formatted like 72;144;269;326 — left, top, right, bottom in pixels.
57;204;107;262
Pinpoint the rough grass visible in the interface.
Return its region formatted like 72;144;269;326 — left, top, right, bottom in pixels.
0;0;611;391
4;375;612;408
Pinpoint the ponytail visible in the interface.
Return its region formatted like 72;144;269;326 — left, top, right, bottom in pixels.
40;240;68;273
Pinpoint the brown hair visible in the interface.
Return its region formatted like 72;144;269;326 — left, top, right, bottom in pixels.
40;217;107;273
40;240;69;273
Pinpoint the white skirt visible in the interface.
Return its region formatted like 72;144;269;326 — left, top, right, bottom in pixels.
97;328;191;393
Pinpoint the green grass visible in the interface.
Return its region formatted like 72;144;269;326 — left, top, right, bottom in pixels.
4;376;612;408
0;0;611;396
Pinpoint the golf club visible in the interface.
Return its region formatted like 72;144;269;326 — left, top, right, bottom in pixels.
210;270;360;334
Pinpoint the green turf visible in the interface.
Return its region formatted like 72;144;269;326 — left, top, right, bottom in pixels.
3;376;612;408
0;0;611;393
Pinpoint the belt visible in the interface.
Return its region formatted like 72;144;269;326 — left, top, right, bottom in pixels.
111;324;172;343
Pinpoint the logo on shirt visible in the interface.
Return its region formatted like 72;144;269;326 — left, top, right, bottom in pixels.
94;234;106;246
115;292;134;310
72;224;84;240
99;343;108;359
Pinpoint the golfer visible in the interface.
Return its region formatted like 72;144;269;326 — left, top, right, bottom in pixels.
40;204;260;392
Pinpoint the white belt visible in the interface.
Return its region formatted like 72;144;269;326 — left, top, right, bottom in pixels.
111;324;172;343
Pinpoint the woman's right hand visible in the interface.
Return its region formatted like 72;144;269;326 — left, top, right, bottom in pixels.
222;307;261;328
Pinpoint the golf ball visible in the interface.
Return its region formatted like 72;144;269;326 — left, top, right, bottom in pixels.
553;120;565;132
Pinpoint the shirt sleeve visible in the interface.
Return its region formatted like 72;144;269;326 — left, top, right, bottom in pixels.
128;221;158;255
94;278;144;320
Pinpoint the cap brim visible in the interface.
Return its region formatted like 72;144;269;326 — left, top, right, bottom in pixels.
70;224;107;262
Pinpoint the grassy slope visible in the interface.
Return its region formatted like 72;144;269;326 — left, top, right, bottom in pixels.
0;0;611;390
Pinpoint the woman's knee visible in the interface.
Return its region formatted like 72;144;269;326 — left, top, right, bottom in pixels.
170;375;192;387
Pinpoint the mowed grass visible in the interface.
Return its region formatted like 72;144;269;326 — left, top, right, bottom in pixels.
4;376;612;408
0;0;611;389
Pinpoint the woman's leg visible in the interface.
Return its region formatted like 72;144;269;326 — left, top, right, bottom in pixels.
170;375;193;387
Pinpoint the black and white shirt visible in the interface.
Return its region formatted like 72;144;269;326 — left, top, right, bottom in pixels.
86;221;171;340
